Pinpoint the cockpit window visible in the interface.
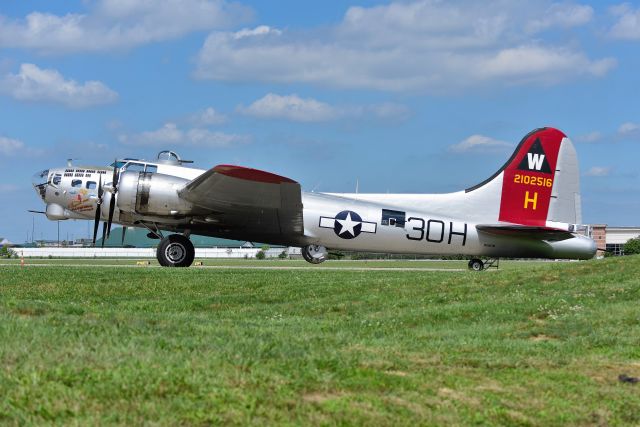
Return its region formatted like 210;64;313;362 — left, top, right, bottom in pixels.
146;165;158;174
72;179;82;188
52;174;62;186
124;162;145;173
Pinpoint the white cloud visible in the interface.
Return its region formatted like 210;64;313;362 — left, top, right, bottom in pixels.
609;4;640;40
584;166;611;177
618;122;640;135
0;63;118;108
0;184;19;193
525;3;594;33
189;107;228;126
575;131;603;143
118;122;249;147
449;134;513;153
0;0;252;54
238;93;337;122
0;136;25;156
195;1;614;92
348;103;411;122
238;93;410;123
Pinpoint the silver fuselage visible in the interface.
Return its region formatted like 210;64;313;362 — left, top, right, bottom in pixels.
33;160;596;260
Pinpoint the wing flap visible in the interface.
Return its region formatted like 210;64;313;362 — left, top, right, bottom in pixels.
179;165;303;236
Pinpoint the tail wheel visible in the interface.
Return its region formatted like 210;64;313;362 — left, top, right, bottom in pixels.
157;234;195;267
301;245;328;264
469;258;484;271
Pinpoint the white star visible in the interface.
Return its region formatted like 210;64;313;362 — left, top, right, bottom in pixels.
336;212;359;236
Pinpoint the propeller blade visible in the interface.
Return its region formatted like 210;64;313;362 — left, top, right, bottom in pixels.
101;222;107;248
106;194;116;238
106;160;120;238
92;176;102;246
28;210;46;214
112;159;120;187
121;227;127;246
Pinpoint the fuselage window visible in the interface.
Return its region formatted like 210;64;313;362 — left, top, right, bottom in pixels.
86;181;97;190
72;179;82;188
52;174;62;187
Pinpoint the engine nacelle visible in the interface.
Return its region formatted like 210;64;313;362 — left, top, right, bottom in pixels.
45;203;70;220
117;171;195;216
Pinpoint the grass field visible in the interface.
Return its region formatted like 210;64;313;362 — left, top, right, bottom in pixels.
0;257;557;270
1;257;639;425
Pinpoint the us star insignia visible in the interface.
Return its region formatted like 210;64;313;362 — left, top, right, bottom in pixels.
319;210;377;239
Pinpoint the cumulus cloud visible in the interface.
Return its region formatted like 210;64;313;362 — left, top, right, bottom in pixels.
0;184;19;193
584;166;611;177
118;122;249;147
238;93;410;123
0;63;118;108
189;107;228;126
525;3;594;33
618;121;640;136
195;1;614;92
238;93;337;122
449;134;513;153
0;136;25;156
609;4;640;40
575;131;603;143
0;0;252;54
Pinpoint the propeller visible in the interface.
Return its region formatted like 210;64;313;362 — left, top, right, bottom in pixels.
28;210;46;214
106;159;121;239
92;175;103;246
101;222;108;248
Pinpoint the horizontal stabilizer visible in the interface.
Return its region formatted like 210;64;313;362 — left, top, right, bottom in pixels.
476;224;574;241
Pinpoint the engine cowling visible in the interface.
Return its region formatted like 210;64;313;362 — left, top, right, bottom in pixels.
117;171;195;216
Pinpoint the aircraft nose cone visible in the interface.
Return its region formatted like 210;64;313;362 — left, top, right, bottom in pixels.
32;169;49;201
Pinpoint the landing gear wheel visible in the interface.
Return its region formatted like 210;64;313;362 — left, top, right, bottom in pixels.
301;245;328;264
157;234;195;267
469;258;484;271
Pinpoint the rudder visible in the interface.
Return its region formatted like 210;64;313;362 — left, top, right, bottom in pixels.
498;127;580;227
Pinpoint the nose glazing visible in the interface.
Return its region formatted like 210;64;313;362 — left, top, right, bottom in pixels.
32;169;49;201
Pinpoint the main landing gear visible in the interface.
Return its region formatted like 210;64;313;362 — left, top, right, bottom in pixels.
301;245;328;264
467;258;499;271
157;234;195;267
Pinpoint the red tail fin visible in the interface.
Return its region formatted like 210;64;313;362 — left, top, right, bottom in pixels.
498;127;565;227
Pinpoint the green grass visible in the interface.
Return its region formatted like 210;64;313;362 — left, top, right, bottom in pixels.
1;257;639;425
0;257;555;270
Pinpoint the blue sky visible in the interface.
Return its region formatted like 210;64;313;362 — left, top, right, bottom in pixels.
1;0;639;243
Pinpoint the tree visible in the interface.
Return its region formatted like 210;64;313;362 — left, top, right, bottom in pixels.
255;250;266;260
623;237;640;255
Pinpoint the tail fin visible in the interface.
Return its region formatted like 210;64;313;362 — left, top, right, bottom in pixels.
466;127;581;227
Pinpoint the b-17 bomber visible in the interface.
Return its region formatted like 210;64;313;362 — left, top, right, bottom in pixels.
31;127;596;269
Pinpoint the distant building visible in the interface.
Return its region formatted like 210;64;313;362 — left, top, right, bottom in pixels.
591;225;640;256
0;237;13;247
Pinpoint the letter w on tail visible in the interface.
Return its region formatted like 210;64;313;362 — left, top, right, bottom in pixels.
527;153;545;171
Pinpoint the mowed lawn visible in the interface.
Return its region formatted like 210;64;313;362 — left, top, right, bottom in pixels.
1;258;639;425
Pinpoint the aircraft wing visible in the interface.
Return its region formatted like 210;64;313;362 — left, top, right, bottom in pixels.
178;164;304;237
476;224;574;241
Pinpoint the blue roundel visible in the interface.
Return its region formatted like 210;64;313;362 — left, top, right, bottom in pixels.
333;210;363;239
